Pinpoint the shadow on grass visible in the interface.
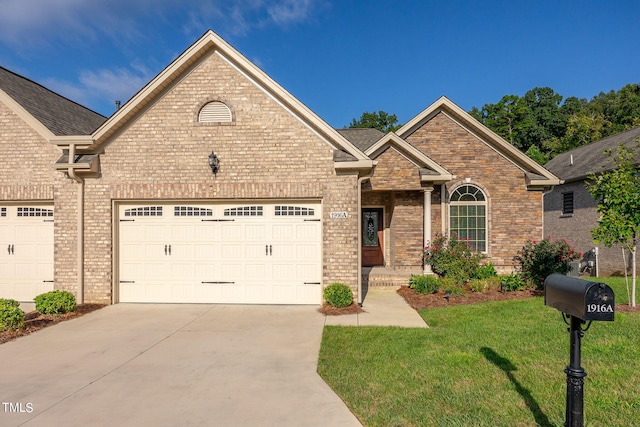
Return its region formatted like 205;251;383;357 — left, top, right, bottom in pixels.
480;347;553;427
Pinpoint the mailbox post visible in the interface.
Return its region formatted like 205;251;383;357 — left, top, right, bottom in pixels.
544;274;614;427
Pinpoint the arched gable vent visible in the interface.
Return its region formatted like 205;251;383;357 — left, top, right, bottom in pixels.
198;101;232;123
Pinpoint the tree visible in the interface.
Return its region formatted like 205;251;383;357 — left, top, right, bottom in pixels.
349;111;401;133
587;143;640;307
544;112;610;155
472;95;528;148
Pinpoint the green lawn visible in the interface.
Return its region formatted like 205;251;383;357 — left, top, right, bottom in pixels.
318;279;640;427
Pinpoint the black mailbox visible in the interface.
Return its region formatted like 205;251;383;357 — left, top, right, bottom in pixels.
544;273;614;321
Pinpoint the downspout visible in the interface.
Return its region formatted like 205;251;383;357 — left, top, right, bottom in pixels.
67;144;84;304
357;167;376;307
441;183;446;235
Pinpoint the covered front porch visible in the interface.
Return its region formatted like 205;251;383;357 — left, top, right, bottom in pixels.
361;186;446;279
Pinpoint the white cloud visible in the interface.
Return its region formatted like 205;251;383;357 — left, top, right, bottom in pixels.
0;0;324;48
43;65;155;113
268;0;316;26
2;1;326;114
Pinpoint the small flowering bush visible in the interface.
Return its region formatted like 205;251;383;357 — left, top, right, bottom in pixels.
424;233;486;285
513;238;580;290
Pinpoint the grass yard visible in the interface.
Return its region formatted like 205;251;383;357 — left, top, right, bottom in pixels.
318;278;640;426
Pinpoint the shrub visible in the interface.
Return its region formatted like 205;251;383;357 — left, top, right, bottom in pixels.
469;278;491;293
0;298;20;308
409;274;440;294
0;305;24;331
513;238;580;289
475;262;497;280
424;233;486;284
34;290;77;315
499;273;526;291
323;283;353;308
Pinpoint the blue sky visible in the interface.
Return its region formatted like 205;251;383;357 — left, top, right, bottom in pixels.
0;0;638;128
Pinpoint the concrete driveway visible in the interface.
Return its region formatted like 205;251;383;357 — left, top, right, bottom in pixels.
0;304;362;427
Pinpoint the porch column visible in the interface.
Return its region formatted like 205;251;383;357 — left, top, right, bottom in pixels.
423;187;433;275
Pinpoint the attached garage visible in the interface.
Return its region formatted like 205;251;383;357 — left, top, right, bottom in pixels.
0;205;54;302
117;201;322;304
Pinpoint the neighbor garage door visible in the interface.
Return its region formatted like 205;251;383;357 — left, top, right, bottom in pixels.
118;202;322;304
0;205;54;301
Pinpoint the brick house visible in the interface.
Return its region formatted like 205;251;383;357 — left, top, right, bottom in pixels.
544;126;640;277
0;30;559;306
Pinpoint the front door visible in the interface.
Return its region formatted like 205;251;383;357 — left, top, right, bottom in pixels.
362;208;384;266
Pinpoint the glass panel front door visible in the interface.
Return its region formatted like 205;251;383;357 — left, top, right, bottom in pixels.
362;208;384;266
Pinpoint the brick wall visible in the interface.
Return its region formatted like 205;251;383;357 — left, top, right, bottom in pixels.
403;112;544;272
0;101;82;295
544;181;629;276
76;51;360;302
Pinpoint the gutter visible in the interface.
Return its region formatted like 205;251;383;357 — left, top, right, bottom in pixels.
66;144;85;305
356;165;376;306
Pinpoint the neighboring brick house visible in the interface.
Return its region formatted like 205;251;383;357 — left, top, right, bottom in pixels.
1;30;559;306
544;126;640;277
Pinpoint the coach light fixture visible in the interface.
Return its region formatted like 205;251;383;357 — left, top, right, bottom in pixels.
208;151;220;175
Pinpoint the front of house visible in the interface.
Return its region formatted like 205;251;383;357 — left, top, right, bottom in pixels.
0;30;559;306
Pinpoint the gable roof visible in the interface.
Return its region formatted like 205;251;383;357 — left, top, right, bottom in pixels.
0;66;106;137
336;128;384;152
397;96;561;189
365;132;454;184
89;30;371;169
544;126;640;183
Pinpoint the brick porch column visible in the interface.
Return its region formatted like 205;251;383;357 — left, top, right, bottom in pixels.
423;187;433;275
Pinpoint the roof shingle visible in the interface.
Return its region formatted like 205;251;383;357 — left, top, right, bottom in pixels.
544;126;640;182
0;66;106;136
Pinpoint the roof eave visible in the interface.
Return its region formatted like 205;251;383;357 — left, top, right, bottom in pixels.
0;88;55;141
334;159;375;174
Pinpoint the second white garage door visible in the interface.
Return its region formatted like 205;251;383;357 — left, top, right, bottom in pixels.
118;202;322;304
0;205;54;302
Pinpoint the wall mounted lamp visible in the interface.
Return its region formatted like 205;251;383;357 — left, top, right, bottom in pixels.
208;151;220;175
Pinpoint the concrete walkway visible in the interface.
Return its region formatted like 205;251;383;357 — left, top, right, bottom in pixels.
324;288;428;327
0;304;362;427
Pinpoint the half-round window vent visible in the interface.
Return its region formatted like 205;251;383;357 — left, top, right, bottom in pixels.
198;101;232;123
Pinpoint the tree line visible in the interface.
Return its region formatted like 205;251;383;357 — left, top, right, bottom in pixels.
349;83;640;164
469;84;640;164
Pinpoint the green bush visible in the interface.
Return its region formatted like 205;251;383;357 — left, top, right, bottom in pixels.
513;238;580;289
499;273;526;291
424;233;486;284
409;274;440;294
0;298;20;308
34;290;77;315
469;278;490;293
475;262;498;280
0;305;25;331
323;283;354;308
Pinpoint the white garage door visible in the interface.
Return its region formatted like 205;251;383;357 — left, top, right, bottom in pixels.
118;202;322;304
0;205;55;302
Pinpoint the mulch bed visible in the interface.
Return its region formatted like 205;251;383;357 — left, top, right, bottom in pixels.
318;302;365;316
0;304;106;345
397;285;639;313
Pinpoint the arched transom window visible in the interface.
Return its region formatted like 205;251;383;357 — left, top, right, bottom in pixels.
198;101;232;123
449;185;487;252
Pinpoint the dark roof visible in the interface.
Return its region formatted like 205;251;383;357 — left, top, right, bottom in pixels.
0;66;106;136
544;126;640;182
335;128;384;152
